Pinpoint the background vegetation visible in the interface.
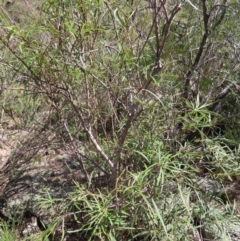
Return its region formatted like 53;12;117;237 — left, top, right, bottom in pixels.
0;0;240;240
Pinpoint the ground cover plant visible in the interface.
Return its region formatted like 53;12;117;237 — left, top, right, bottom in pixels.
0;0;240;240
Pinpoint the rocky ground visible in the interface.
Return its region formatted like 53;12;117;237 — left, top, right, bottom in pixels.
1;125;240;241
0;124;110;240
0;128;13;170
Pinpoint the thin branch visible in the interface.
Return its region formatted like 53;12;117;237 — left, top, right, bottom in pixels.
143;2;182;90
113;104;143;187
210;83;234;112
183;1;228;99
68;99;114;169
184;0;210;99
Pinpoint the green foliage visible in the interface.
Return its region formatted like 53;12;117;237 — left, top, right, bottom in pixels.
0;222;17;241
0;0;240;240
